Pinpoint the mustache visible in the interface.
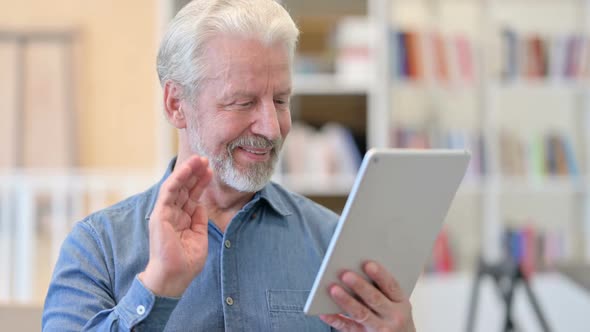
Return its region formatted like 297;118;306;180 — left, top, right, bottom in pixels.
228;135;281;151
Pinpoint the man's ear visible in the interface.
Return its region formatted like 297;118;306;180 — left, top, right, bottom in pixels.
163;81;187;129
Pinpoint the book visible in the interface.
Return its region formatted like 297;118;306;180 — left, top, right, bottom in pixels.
393;31;408;79
562;135;580;176
521;224;537;279
501;28;519;81
334;17;373;84
432;32;449;82
564;35;582;78
454;35;475;83
529;134;546;182
432;228;454;273
525;35;547;78
405;31;423;80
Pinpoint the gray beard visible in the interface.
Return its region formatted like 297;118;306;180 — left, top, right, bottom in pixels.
187;122;281;193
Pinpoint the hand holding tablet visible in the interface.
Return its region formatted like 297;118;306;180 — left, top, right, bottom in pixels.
305;148;471;318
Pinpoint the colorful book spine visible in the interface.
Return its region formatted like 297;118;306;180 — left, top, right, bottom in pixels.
501;28;519;80
432;228;454;274
501;223;569;275
455;35;474;83
406;31;423;80
432;32;449;82
499;131;578;177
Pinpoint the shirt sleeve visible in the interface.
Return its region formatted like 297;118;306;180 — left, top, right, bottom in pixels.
42;221;180;331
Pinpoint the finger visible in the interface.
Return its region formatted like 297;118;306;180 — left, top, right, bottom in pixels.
319;313;362;332
183;173;198;192
183;165;212;216
172;156;206;209
174;187;190;207
160;156;203;205
341;271;393;317
190;204;209;235
187;159;212;203
364;261;406;303
181;158;210;210
171;156;203;192
328;284;379;328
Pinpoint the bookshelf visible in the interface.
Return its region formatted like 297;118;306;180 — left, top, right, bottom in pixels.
277;0;590;269
276;0;388;212
386;0;590;269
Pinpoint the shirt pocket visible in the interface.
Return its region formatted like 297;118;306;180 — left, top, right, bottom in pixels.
266;289;331;332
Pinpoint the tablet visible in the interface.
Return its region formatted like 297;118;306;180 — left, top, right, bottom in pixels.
304;148;471;315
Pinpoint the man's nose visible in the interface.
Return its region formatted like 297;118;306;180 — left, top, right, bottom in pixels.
251;99;281;141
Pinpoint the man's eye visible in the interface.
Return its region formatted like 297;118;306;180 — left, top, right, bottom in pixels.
236;101;254;108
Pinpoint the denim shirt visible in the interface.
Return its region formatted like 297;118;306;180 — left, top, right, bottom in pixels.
43;159;338;331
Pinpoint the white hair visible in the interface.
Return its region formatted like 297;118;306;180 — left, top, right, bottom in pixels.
157;0;299;101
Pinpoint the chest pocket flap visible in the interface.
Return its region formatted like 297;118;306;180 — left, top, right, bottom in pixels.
266;289;330;331
267;289;309;312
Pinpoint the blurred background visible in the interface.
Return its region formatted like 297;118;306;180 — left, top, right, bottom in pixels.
1;0;590;331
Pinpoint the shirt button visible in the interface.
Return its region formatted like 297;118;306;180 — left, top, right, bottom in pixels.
251;213;257;219
224;240;231;249
136;305;146;315
225;296;234;306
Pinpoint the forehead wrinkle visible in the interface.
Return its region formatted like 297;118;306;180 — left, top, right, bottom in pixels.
202;37;292;100
206;64;291;102
201;53;233;100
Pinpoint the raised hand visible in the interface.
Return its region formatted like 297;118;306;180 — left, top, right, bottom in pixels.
139;156;213;297
319;261;416;332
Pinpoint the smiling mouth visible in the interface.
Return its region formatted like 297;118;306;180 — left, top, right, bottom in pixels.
238;147;272;155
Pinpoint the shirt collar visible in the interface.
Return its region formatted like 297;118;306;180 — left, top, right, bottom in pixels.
256;182;292;216
145;157;292;220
